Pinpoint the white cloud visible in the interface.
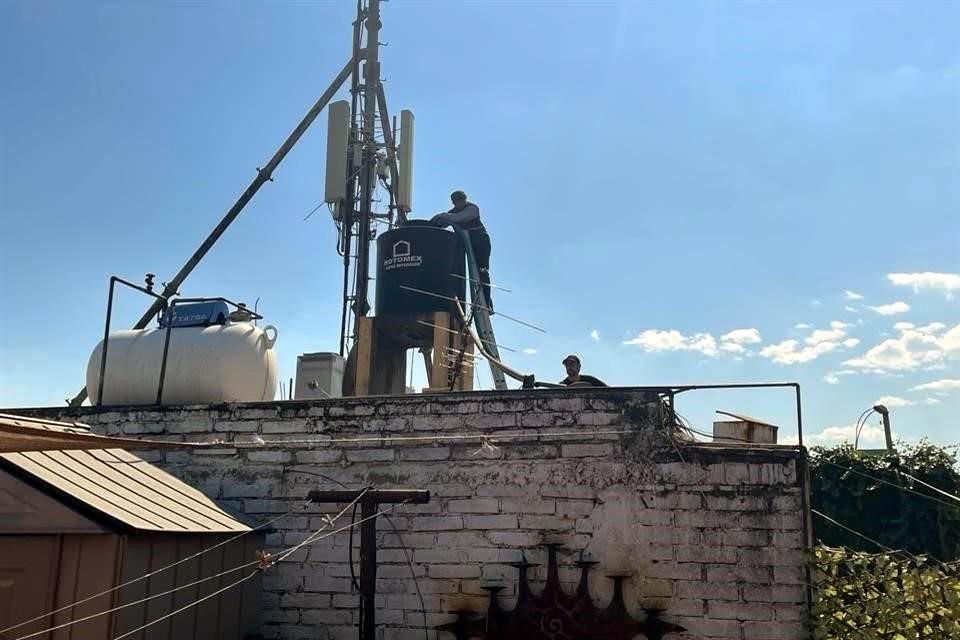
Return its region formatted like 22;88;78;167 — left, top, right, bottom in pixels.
795;323;811;330
888;272;960;297
893;322;914;331
925;397;942;405
808;423;888;448
823;370;857;384
910;378;960;393
845;306;860;313
521;348;537;355
940;324;960;351
875;395;914;407
623;330;718;357
763;321;853;365
868;301;910;316
590;329;600;342
811;299;822;307
720;342;746;354
844;290;864;300
720;328;762;345
760;339;837;365
918;322;946;334
844;321;960;372
807;322;847;345
842;338;860;348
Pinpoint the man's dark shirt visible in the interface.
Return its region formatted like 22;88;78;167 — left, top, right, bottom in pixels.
560;374;607;387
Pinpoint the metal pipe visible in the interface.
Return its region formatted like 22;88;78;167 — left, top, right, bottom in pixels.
97;276;167;406
71;56;355;407
451;297;533;387
668;381;803;447
874;404;892;450
156;300;180;406
97;278;117;407
351;0;381;324
339;1;364;356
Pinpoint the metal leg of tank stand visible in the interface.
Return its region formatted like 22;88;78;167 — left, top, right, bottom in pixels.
98;276;168;406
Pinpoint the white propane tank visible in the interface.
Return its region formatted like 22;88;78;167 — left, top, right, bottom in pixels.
86;322;279;406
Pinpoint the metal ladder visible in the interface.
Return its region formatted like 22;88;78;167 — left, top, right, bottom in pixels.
451;225;508;390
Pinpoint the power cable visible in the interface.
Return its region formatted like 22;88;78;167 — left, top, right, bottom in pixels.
398;284;546;333
0;503;310;637
811;509;917;562
107;494;402;640
820;459;960;512
383;512;428;640
853;407;875;449
899;471;960;505
14;493;371;640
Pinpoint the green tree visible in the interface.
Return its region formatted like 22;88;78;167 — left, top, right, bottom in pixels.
810;441;960;561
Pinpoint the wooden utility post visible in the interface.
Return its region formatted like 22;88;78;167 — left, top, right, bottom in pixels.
307;489;430;640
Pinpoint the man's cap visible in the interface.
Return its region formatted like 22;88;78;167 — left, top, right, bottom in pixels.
562;354;580;365
450;190;467;201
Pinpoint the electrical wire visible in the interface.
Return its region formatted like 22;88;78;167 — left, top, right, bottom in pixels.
398;284;546;334
820;460;960;512
108;497;400;640
14;493;371;640
853;407;876;449
302;201;325;221
112;571;260;640
383;512;428;640
0;503;309;637
899;471;960;504
811;509;907;558
681;426;960;512
209;429;638;449
448;272;512;293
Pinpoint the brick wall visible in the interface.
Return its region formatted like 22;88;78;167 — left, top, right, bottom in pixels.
17;388;810;640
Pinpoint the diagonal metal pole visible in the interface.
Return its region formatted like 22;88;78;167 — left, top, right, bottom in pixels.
69;56;356;406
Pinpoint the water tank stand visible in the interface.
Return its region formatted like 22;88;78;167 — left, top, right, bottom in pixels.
347;311;475;396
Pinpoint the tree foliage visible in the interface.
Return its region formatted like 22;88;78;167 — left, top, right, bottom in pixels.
810;441;960;561
813;545;960;640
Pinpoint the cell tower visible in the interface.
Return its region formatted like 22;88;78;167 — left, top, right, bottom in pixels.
323;0;415;358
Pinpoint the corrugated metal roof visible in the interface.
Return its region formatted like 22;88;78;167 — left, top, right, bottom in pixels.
0;413;207;453
0;414;248;533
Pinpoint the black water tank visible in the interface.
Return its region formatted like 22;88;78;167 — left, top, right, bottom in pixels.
375;222;466;316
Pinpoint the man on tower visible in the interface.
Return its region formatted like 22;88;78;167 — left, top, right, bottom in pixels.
431;190;493;312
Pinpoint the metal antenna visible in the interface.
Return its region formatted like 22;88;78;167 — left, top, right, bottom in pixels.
338;0;402;357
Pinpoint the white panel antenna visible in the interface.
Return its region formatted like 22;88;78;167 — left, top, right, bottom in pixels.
324;100;350;204
397;109;415;212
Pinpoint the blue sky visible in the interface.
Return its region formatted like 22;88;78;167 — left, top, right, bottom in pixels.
1;1;958;446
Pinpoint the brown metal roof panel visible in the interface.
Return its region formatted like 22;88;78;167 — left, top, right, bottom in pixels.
57;450;222;532
0;450;249;533
23;450;186;530
0;414;248;533
89;449;247;532
1;452;161;530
